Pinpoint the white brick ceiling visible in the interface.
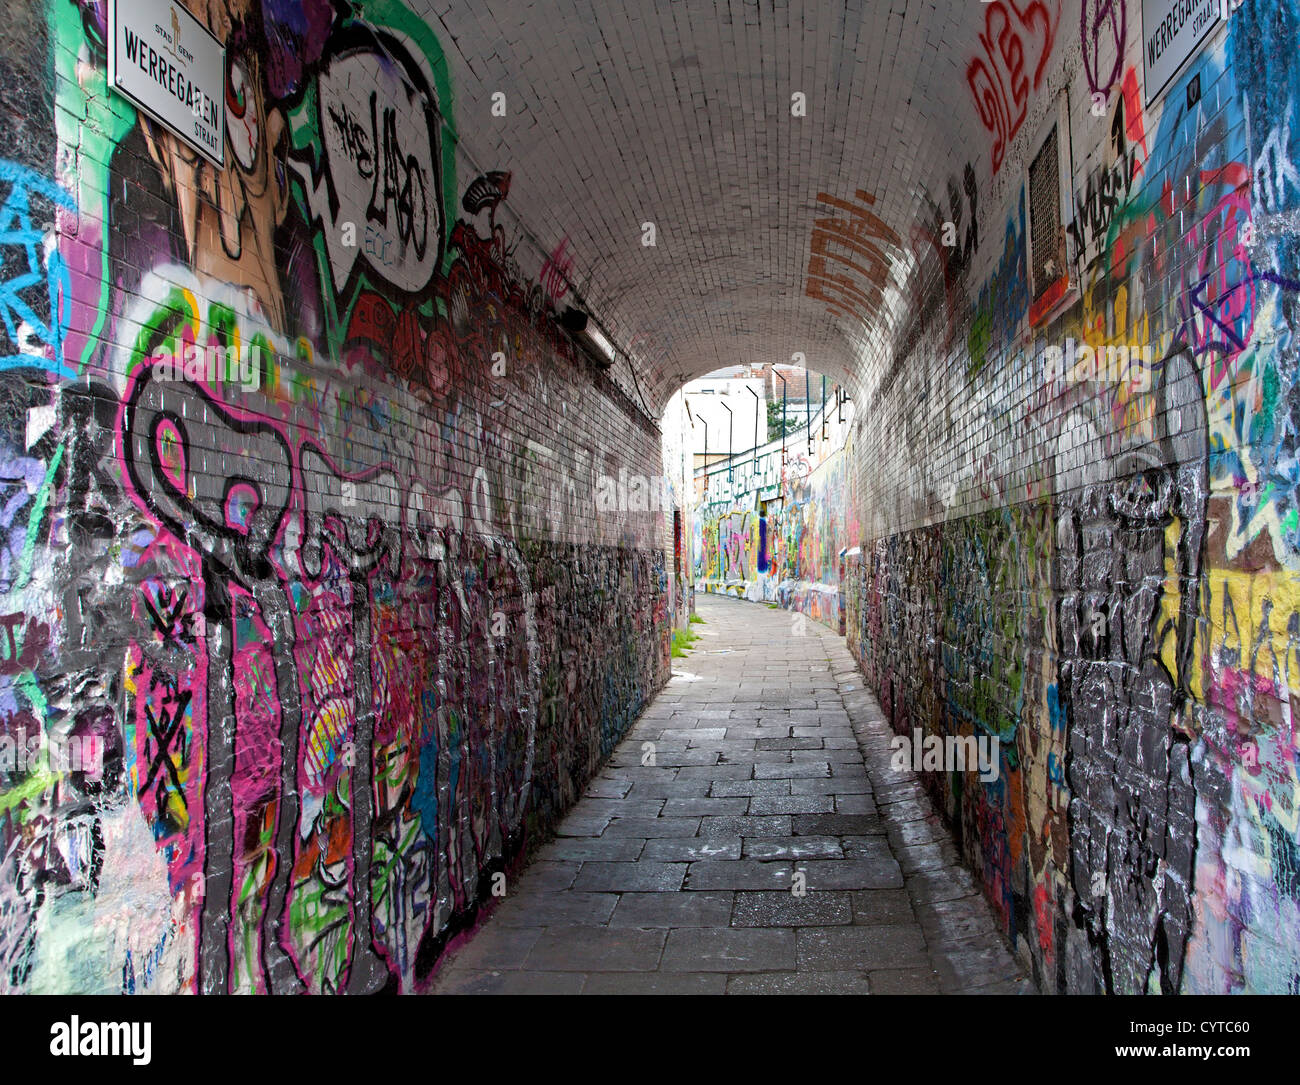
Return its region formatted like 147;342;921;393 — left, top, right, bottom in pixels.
415;0;1003;413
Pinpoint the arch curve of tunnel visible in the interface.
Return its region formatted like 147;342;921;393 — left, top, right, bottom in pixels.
2;0;1297;1000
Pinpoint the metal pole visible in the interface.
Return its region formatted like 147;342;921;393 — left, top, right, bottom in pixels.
776;372;787;465
805;369;811;449
683;398;691;505
821;374;827;441
746;385;760;475
721;400;733;482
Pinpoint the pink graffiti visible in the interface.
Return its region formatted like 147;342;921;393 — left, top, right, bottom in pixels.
539;237;574;303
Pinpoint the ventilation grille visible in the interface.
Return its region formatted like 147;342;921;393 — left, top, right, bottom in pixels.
1028;125;1062;300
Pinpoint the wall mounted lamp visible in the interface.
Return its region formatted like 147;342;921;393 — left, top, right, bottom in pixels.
559;306;616;369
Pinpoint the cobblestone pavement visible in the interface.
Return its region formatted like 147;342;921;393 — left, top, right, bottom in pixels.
432;595;1034;994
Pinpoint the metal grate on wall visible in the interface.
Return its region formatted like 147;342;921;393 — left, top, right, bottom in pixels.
1028;125;1062;301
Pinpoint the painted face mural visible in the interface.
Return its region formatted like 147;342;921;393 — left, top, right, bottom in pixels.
0;0;668;994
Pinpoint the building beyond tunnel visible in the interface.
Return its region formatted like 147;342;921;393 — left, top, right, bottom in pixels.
1;0;1299;995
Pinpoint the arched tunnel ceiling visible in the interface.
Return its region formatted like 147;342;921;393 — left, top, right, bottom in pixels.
414;0;1057;413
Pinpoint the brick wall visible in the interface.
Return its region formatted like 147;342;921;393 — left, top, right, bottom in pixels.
5;0;1300;999
842;2;1300;994
692;396;856;632
0;0;669;993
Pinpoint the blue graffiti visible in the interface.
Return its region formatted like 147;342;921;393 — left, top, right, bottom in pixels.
1232;0;1300;272
0;159;77;379
966;188;1028;376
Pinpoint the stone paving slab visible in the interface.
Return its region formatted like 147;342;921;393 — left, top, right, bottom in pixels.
726;970;874;994
437;970;588;995
661;928;797;972
537;837;647;862
743;836;844;860
731;890;853;927
525;927;667;972
582;972;728;995
609;891;735;928
431;595;1033;996
493;892;620;927
572;862;687;892
685;859;796;890
641;836;743;862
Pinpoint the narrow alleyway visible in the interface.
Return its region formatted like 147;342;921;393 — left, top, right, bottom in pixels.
432;596;1030;994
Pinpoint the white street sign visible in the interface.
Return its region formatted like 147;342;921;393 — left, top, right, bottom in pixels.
1142;0;1222;106
108;0;226;166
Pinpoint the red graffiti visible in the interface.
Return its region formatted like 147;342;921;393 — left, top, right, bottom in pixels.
966;0;1058;174
345;291;463;400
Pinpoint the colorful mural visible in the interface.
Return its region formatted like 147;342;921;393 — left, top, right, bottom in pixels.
693;404;857;630
0;0;669;994
846;1;1300;995
4;0;1300;1000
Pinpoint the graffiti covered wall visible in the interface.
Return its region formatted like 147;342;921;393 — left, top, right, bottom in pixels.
694;402;857;630
842;0;1300;994
658;389;697;632
0;0;670;993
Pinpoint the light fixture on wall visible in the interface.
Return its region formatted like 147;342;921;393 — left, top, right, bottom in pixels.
554;297;652;419
558;306;587;333
581;324;617;367
559;306;616;369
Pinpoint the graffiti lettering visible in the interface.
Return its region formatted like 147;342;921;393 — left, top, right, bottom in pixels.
966;0;1058;174
805;190;900;321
